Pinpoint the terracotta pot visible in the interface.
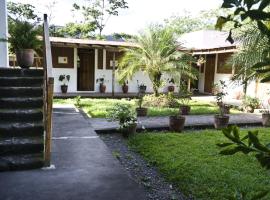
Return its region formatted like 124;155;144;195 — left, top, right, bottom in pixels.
16;49;34;68
122;123;137;138
122;85;129;93
61;85;68;93
262;113;270;127
168;85;175;92
179;105;191;115
169;115;185;132
136;107;148;117
214;115;230;129
100;84;106;93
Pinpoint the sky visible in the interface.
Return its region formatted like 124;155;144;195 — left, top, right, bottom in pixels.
9;0;223;34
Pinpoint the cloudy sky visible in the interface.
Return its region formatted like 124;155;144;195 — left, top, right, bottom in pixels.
9;0;222;34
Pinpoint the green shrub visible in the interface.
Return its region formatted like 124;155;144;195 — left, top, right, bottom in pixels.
143;94;179;108
106;103;137;129
242;96;260;109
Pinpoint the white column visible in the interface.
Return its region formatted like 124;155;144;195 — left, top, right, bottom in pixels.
0;0;8;68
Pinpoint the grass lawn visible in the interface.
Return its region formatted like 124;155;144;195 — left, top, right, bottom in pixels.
54;98;241;118
128;129;270;200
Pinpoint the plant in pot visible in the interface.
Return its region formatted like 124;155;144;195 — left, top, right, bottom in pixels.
242;95;260;113
9;20;41;68
169;114;185;132
137;80;147;94
106;104;137;137
178;83;192;115
214;80;229;129
96;76;106;93
122;80;129;94
58;75;70;93
167;78;175;92
136;94;148;117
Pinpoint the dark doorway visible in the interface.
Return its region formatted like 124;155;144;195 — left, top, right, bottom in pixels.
77;49;95;91
204;54;216;93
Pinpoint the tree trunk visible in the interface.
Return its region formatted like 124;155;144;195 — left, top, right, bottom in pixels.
152;72;162;97
243;81;248;95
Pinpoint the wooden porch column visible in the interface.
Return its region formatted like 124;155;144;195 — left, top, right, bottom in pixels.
0;0;8;67
112;52;116;97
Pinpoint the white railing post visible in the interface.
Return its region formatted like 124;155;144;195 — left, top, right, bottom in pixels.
0;0;9;68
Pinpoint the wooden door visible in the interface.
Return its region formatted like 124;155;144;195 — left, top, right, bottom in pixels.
78;49;95;91
204;54;216;93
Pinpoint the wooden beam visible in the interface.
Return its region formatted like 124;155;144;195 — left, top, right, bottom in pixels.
112;52;116;97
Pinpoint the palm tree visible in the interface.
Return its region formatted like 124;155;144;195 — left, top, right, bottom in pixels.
117;25;197;96
228;24;269;94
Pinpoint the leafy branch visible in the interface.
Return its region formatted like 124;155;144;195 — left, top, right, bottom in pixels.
217;125;270;169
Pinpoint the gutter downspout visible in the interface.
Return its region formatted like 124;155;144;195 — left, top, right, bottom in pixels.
0;0;8;68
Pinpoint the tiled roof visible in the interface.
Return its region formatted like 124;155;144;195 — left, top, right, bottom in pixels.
50;37;137;47
178;30;237;50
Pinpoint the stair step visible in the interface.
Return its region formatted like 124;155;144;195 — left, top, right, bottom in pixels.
0;153;44;171
0;97;43;109
0;68;43;77
0;122;44;137
0;137;43;156
0;109;43;122
0;87;43;98
0;77;43;87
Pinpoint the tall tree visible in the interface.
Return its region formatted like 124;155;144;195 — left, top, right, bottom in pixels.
117;25;197;97
73;0;128;37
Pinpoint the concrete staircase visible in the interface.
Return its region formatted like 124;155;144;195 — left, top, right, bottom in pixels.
0;68;45;171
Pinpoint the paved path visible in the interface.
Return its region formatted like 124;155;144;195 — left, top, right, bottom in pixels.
90;113;262;132
0;106;146;200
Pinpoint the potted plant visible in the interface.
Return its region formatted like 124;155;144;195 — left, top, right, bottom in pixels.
136;95;148;117
107;104;137;137
137;80;147;94
58;75;70;93
168;78;175;92
169;115;186;132
214;81;229;129
9;20;41;68
242;95;260;113
122;80;129;94
179;83;192;115
96;77;106;93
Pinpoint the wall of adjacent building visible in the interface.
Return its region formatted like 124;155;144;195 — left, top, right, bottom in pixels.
51;45;175;94
0;0;8;67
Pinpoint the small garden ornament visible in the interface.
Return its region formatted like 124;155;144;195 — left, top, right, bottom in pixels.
59;74;70;93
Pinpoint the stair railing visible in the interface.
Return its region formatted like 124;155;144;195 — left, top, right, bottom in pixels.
43;14;54;167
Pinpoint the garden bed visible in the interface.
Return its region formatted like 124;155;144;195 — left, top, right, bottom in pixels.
99;128;270;200
54;98;241;118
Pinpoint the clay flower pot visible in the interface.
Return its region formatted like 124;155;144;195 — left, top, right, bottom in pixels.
214;115;230;129
122;84;129;93
122;123;137;138
16;49;34;68
168;85;175;92
61;85;68;93
99;84;106;93
136;107;148;117
262;113;270;127
169;115;185;132
179;105;191;115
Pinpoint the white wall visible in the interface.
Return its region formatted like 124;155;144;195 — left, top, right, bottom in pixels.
52;48;78;93
52;47;178;94
0;0;8;67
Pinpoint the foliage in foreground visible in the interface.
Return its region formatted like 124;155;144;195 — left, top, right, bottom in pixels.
128;129;270;200
218;126;270;169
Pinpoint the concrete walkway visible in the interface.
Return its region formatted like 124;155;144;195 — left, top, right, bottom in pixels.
0;106;146;200
90;113;262;132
